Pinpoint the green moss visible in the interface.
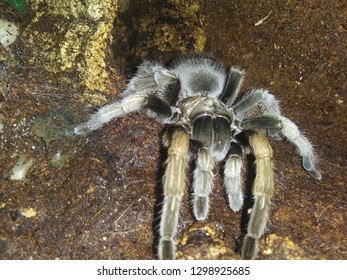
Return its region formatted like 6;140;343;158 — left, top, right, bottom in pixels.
31;107;78;146
3;0;26;14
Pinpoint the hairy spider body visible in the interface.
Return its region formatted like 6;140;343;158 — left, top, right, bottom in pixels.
75;54;321;260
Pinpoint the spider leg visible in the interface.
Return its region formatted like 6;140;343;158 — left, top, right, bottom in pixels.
193;147;215;220
255;90;321;179
224;142;243;212
220;67;244;106
159;128;190;260
236;89;282;139
233;89;268;116
74;61;179;135
74;93;147;135
241;115;281;130
258;92;283;140
280;117;322;179
242;133;274;260
240;114;321;180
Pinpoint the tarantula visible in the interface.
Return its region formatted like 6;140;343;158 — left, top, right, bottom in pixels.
75;54;321;260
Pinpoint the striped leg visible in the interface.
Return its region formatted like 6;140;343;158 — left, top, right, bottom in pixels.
242;133;274;260
158;128;190;260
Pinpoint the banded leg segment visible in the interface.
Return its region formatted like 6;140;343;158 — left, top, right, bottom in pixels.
242;133;274;260
159;128;190;260
193;148;215;220
224;142;243;212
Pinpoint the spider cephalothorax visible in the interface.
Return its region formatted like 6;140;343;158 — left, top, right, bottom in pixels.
75;54;321;259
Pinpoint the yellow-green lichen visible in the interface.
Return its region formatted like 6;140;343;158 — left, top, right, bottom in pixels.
21;207;37;218
113;0;206;71
260;233;325;260
176;223;236;260
24;0;118;92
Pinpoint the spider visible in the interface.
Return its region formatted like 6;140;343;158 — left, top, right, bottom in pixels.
75;54;321;260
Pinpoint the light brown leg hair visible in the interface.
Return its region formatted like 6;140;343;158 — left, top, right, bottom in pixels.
158;128;190;260
242;133;274;259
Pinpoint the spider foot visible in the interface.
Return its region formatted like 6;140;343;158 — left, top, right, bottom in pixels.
241;235;258;260
74;123;89;135
228;192;243;212
303;156;322;180
159;239;176;260
193;196;209;220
